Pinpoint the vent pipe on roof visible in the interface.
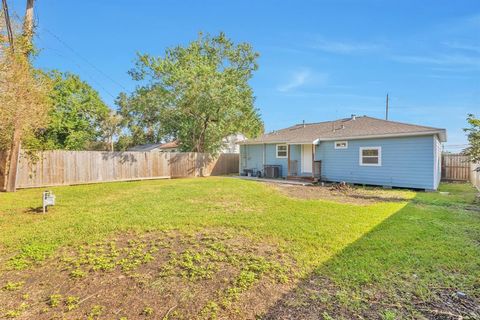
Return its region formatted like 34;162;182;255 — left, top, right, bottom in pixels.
302;120;305;127
351;114;356;120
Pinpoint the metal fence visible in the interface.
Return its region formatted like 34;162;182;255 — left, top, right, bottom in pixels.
0;150;239;190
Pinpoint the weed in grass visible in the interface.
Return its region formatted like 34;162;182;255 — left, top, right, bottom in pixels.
382;309;397;320
2;281;24;291
48;294;62;308
69;268;87;279
200;300;219;319
87;305;104;319
4;310;21;318
61;237;161;277
177;250;217;280
65;295;79;311
141;306;154;316
161;249;216;281
220;255;290;308
322;312;335;320
4;302;28;318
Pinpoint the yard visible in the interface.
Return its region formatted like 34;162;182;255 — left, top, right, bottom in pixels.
0;177;479;319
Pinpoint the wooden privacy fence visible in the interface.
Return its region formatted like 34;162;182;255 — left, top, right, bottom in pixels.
441;154;471;182
0;150;239;190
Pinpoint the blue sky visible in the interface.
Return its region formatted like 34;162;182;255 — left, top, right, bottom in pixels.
10;0;480;150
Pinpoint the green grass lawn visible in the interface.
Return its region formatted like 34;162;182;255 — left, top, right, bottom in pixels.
0;178;478;319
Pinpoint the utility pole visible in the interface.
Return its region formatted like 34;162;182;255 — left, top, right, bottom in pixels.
4;0;35;192
23;0;34;52
385;93;389;120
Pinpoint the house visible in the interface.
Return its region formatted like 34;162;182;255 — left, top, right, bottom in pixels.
128;134;246;153
127;141;179;152
221;134;246;153
156;141;179;152
239;115;446;190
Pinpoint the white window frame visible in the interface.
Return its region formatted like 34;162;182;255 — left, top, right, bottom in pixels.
334;141;348;149
276;144;288;158
359;146;382;166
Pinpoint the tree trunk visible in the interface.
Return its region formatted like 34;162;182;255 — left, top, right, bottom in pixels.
4;0;35;192
5;127;21;192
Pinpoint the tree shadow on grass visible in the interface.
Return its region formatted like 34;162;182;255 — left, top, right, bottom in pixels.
263;193;480;319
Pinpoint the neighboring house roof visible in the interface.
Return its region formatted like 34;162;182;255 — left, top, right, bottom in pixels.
127;143;163;152
158;140;179;149
127;141;179;152
240;116;447;144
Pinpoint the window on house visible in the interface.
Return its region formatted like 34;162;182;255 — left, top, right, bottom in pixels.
335;141;348;149
276;144;288;158
359;147;381;166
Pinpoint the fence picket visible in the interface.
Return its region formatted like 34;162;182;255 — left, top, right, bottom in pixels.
0;151;239;189
441;154;470;182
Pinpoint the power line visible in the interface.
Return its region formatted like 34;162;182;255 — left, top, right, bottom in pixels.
444;144;469;148
41;27;128;92
39;45;118;100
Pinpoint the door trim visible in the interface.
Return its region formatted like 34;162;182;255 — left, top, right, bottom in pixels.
301;144;313;173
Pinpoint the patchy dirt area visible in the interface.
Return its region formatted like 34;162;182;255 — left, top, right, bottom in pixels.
0;230;295;319
269;183;414;205
263;274;480;320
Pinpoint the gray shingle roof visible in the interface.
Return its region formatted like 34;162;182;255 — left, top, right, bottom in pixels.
241;116;446;144
127;143;163;151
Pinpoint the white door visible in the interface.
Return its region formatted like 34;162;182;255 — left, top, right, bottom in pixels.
301;144;313;173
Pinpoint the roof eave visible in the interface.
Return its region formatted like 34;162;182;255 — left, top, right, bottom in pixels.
239;130;447;145
318;130;447;142
238;140;317;145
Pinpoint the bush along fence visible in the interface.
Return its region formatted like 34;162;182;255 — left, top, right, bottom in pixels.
0;150;239;190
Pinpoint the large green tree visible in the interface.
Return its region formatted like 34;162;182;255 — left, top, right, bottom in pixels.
464;114;480;162
119;32;263;153
35;71;110;150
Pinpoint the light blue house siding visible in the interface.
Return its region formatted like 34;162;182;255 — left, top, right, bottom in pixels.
265;144;289;177
241;134;440;189
240;144;264;174
316;135;436;189
433;136;442;189
240;143;291;177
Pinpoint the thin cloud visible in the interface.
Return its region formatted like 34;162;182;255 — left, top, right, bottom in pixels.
442;41;480;53
311;38;383;54
277;69;325;92
391;54;480;68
